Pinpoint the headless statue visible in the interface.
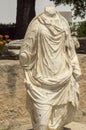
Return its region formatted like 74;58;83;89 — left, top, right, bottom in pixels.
20;5;81;130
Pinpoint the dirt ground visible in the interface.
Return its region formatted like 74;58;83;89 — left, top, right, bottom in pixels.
74;54;86;124
0;54;86;130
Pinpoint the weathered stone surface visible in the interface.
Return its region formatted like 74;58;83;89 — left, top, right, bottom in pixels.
0;54;86;129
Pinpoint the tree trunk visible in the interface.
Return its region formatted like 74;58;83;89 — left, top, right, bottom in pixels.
15;0;36;39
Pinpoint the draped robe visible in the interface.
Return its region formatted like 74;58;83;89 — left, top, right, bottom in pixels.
20;12;81;130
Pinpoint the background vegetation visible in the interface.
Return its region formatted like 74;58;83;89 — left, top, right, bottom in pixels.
0;23;16;39
0;21;86;39
71;21;86;37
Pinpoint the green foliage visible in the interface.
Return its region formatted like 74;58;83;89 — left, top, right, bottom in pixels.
50;0;86;18
77;21;86;37
69;22;78;36
70;21;86;37
0;44;8;56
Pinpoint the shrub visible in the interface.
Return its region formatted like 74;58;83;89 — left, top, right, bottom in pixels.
0;23;16;39
77;21;86;37
0;34;12;56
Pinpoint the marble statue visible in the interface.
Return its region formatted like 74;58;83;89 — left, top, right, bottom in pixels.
72;36;80;49
19;5;81;130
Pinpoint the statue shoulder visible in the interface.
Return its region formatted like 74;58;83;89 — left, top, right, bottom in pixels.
24;17;41;38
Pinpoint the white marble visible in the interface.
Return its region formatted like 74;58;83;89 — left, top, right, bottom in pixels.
19;6;81;130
